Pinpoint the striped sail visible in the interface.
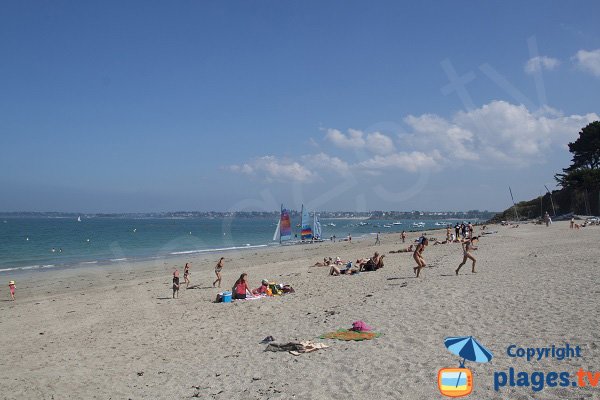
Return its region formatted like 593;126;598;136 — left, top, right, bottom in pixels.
300;205;313;240
279;206;292;242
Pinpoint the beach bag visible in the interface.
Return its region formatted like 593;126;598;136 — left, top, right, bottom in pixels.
269;283;281;295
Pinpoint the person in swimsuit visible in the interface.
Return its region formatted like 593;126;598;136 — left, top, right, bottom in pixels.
455;236;479;275
183;263;191;288
401;231;406;243
232;273;253;300
413;237;428;278
213;257;224;288
389;244;414;253
172;269;180;299
8;280;15;301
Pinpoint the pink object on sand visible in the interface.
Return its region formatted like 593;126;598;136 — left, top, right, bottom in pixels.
351;320;373;332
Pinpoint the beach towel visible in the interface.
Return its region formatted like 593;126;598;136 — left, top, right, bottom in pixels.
320;329;382;341
265;340;329;356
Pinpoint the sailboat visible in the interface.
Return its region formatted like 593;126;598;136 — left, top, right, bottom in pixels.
273;205;293;244
300;205;313;241
313;213;322;241
77;216;81;222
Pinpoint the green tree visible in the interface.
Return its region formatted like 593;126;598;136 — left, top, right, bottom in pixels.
564;121;600;171
555;121;600;214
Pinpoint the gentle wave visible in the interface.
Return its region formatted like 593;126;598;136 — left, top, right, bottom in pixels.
110;258;128;262
170;244;268;255
80;261;98;265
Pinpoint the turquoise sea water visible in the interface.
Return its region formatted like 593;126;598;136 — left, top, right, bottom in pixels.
0;217;464;274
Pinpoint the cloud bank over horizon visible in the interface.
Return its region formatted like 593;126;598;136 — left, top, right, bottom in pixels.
227;100;598;183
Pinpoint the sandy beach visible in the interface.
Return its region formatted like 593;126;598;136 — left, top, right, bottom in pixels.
1;221;599;399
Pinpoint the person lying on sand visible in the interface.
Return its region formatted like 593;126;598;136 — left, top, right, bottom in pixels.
330;262;358;276
252;279;270;295
390;245;414;253
455;236;479;275
413;237;428;278
312;257;333;267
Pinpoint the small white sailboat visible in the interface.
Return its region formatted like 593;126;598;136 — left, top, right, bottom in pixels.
313;213;322;241
77;216;81;222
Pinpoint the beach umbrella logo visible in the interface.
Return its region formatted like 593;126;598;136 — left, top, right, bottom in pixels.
438;336;493;397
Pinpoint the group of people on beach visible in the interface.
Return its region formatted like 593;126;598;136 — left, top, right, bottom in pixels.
411;230;479;278
170;256;291;301
312;226;480;279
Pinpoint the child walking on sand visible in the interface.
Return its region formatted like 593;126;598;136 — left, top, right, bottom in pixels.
413;237;428;278
213;257;224;288
172;269;180;299
8;280;15;301
456;236;479;275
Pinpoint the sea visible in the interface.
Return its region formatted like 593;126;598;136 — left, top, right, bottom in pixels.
0;216;470;275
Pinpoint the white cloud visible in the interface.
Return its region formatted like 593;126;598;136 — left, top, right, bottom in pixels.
366;132;396;154
324;128;365;149
401;101;598;167
359;151;440;172
573;49;600;77
227;101;599;183
524;56;560;74
228;156;316;183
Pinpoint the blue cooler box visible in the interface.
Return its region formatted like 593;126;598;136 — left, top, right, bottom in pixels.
221;291;232;303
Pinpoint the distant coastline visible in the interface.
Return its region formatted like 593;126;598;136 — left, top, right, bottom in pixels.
0;210;498;221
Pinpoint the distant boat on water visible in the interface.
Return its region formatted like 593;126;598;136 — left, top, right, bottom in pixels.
77;216;81;222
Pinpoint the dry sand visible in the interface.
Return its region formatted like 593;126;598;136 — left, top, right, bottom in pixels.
1;221;599;399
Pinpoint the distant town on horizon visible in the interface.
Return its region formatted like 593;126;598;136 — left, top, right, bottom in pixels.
0;210;498;220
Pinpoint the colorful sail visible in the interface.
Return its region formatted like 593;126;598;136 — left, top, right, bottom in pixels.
300;205;313;240
279;206;292;242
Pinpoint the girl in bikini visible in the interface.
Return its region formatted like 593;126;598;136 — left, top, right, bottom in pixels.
183;263;191;288
413;237;428;278
455;236;479;275
213;257;224;288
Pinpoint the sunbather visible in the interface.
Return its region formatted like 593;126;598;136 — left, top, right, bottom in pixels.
390;245;414;253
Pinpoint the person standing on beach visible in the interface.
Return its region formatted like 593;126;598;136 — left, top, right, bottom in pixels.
413;237;428;278
213;257;224;288
375;232;380;245
570;217;575;229
401;231;406;243
446;226;451;242
183;263;191;288
454;224;460;240
8;280;16;301
172;269;180;299
455;236;479;275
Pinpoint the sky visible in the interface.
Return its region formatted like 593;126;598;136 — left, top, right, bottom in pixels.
1;1;599;213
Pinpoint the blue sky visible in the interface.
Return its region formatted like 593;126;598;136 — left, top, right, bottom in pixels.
1;1;599;213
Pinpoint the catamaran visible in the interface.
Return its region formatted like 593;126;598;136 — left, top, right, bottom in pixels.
313;212;322;240
300;205;313;241
273;205;293;244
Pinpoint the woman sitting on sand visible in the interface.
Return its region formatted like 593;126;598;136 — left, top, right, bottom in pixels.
390;245;414;253
232;273;254;300
455;236;479;275
413;237;428;278
359;252;384;272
